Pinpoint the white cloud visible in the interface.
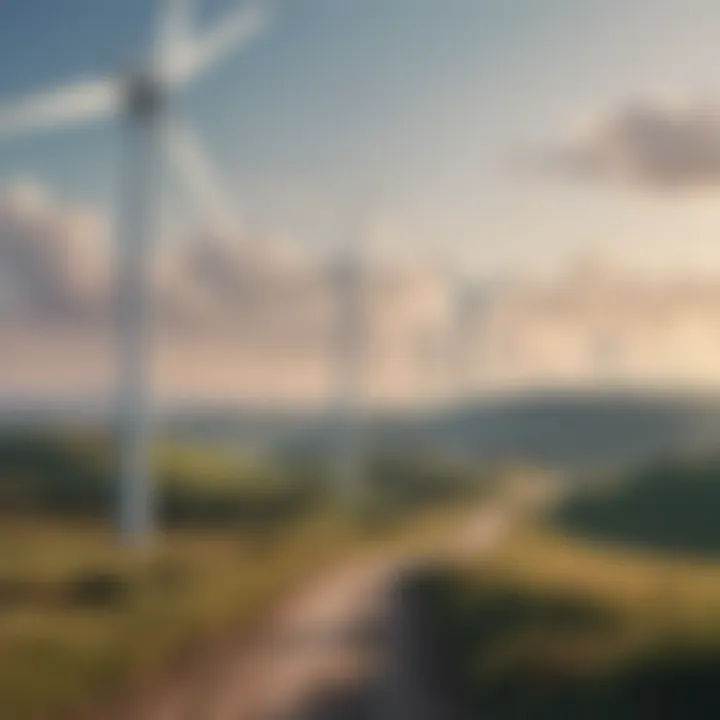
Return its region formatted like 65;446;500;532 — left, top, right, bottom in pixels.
0;181;458;403
0;181;110;328
472;254;720;391
529;97;720;190
13;180;720;402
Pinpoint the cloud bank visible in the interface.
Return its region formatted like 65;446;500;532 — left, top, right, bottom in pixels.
0;181;454;404
7;180;720;403
532;98;720;190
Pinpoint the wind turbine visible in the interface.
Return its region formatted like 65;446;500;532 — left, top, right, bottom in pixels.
330;238;367;505
327;203;375;510
450;270;481;404
0;0;270;544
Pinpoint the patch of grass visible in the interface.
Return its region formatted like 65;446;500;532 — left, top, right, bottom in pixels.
0;429;482;718
0;432;323;527
426;526;720;717
555;456;720;557
0;503;466;720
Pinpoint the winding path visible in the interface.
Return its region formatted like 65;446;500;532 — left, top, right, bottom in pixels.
97;491;546;720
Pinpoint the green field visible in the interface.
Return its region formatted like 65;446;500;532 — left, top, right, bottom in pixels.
417;460;720;718
0;431;476;719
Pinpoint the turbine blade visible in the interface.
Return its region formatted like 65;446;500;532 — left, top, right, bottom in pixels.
156;0;194;76
165;2;270;85
0;77;122;138
164;118;239;234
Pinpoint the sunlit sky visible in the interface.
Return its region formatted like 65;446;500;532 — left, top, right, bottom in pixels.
4;0;720;403
2;0;720;275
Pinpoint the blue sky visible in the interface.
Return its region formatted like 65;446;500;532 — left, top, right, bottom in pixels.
3;0;720;274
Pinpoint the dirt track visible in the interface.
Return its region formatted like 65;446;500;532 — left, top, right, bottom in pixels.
94;503;517;720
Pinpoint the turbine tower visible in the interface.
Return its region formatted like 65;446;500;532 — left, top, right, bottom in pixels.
331;239;368;505
451;270;481;403
329;205;374;508
0;0;269;544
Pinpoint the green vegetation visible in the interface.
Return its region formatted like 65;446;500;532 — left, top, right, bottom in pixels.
0;518;325;719
0;432;481;526
414;456;720;718
416;529;720;717
0;432;324;527
0;515;467;720
555;456;720;556
0;430;477;719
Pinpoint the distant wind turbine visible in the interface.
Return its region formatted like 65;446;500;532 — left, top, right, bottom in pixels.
449;268;481;403
330;241;367;504
328;205;374;507
0;0;270;544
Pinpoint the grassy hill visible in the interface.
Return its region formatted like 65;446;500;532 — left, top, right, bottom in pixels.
415;526;720;718
554;457;720;556
10;388;720;471
410;456;720;717
0;428;481;719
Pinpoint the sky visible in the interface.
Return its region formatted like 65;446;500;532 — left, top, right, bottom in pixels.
2;0;720;274
4;0;720;401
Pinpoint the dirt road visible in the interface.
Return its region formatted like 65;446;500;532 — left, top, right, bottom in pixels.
97;501;525;720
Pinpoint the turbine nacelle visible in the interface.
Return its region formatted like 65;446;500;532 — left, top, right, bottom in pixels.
125;72;167;118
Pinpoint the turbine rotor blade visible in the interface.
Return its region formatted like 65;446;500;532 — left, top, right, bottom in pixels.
156;0;194;77
164;2;270;86
0;77;122;138
164;118;239;234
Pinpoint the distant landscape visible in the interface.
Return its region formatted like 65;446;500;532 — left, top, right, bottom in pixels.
6;389;720;717
6;388;720;469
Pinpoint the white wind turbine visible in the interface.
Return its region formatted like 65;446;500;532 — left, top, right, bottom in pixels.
0;0;270;544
